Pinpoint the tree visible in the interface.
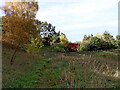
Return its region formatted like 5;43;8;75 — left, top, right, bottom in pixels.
59;32;68;45
102;31;116;48
24;35;44;54
2;0;38;19
83;34;93;41
83;35;88;41
95;33;101;39
1;0;39;65
37;21;56;46
0;17;2;24
115;35;120;49
116;35;120;40
77;42;90;52
87;35;91;40
50;31;60;46
89;36;103;50
91;34;93;37
102;31;114;42
49;32;69;52
0;17;2;41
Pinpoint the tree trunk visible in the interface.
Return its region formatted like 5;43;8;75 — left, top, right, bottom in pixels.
10;49;17;65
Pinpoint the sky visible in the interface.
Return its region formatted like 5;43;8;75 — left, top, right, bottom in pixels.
0;0;119;42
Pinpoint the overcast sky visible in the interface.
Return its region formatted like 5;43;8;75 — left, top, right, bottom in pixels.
0;0;119;42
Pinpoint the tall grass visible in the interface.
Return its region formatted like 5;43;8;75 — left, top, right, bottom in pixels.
2;45;120;88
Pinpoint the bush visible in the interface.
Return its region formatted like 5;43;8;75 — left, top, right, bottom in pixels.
24;44;40;54
101;41;109;49
77;43;90;52
115;40;120;49
101;40;116;50
89;36;103;50
23;35;44;54
68;43;80;52
50;43;69;53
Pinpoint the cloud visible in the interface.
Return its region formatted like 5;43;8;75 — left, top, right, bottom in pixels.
36;0;119;42
59;20;117;31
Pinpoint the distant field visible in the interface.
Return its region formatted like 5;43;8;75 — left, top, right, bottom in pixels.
2;46;120;88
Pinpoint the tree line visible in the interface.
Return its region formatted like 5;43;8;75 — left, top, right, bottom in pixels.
0;0;120;64
78;31;120;51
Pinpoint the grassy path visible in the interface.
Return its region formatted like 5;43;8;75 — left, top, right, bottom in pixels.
4;57;68;88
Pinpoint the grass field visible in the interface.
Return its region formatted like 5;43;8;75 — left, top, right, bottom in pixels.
2;45;120;88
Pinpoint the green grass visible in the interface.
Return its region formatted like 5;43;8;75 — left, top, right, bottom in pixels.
97;51;116;55
4;57;68;88
2;46;120;88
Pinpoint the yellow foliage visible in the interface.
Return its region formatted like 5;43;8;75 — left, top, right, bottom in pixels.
95;33;102;39
2;1;39;48
59;33;68;45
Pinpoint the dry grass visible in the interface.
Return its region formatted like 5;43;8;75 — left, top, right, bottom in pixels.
56;52;119;88
2;43;120;88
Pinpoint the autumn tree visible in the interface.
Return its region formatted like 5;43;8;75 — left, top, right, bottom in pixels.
0;17;2;41
95;33;102;39
1;0;39;65
59;32;68;45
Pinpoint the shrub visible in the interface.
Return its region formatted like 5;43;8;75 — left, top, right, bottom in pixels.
23;35;44;54
89;36;103;50
68;43;80;52
101;41;109;49
101;40;116;50
115;40;120;49
77;43;90;52
50;43;69;53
